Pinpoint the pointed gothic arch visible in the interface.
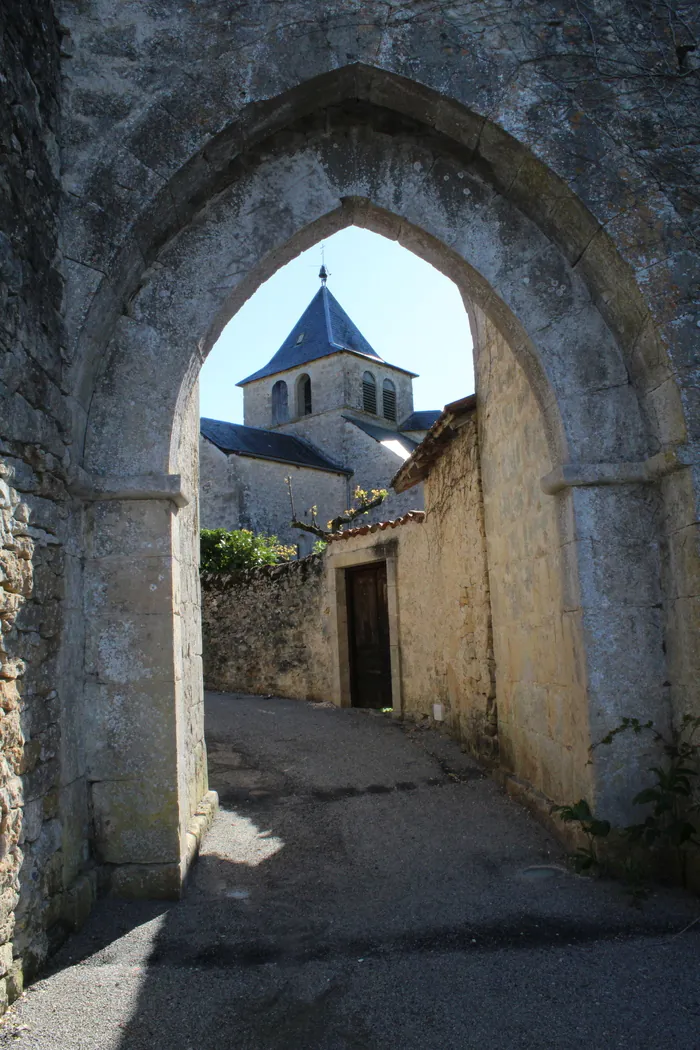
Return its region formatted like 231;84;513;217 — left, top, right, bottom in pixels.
63;65;693;897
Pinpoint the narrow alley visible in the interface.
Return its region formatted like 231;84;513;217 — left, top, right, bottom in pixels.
3;693;699;1050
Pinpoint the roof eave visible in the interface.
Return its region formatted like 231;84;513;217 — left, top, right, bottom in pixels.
237;349;419;386
214;446;353;475
392;393;477;493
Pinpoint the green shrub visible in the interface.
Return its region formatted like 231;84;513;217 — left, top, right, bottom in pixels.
200;528;296;574
553;715;700;896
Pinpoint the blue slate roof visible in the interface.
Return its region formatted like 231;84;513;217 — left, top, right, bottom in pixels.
200;418;351;474
400;410;442;432
237;285;418;385
343;415;419;457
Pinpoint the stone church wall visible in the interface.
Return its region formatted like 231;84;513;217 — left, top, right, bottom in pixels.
199;437;348;555
338;418;425;523
243;353;415;440
244;357;350;441
342;354;415;425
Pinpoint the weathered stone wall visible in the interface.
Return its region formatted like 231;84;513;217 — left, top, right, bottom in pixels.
174;380;208;842
419;417;495;750
474;311;591;804
201;557;333;702
0;0;94;994
0;0;694;998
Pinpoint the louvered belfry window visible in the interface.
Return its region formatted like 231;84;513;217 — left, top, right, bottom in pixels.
383;378;397;422
362;371;377;414
271;379;289;423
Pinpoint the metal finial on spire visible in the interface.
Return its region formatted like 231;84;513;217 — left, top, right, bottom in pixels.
319;264;328;284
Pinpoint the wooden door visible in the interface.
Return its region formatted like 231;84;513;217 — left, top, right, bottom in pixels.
346;562;392;709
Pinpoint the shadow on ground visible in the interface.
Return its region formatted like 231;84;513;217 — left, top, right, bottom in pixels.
3;693;700;1050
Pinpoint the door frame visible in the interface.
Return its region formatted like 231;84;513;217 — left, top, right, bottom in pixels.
327;545;402;714
345;560;392;711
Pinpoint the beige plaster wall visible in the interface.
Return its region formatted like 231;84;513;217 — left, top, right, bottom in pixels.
325;416;495;755
474;311;590;804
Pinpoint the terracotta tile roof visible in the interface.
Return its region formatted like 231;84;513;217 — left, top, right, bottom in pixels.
326;510;426;542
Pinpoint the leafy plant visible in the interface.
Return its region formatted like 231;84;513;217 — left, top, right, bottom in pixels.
553;715;700;891
551;798;611;873
598;714;700;887
200;528;296;574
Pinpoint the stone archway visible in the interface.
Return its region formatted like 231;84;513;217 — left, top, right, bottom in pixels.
65;78;685;895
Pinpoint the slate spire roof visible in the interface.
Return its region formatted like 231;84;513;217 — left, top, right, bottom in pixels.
237;284;417;386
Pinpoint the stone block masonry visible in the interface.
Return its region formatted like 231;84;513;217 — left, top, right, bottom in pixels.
0;0;697;1017
0;0;95;995
202;557;333;702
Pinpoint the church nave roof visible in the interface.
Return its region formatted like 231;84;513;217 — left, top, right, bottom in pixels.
201;417;352;474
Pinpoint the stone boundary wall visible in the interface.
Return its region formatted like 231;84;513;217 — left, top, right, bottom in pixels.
0;1;94;998
201;557;334;702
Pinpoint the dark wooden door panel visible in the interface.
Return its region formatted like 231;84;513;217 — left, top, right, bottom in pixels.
347;562;392;709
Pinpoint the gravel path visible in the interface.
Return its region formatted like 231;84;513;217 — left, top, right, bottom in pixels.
2;692;699;1049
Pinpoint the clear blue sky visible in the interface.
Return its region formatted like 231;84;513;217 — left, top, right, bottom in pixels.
199;227;474;423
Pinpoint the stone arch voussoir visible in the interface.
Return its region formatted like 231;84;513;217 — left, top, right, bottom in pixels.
67;64;695;876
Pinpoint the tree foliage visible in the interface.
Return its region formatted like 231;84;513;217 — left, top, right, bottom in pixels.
200;528;296;574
